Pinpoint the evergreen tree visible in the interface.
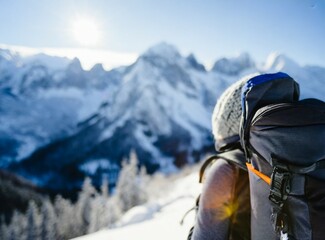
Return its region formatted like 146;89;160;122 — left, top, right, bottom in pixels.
75;177;97;235
41;200;57;240
115;151;148;212
88;178;109;234
106;196;122;226
87;195;102;234
26;201;41;240
9;210;27;240
54;195;75;239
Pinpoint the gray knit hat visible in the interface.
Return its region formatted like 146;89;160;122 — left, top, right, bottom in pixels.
212;73;259;151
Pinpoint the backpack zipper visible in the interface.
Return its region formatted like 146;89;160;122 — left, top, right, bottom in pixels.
251;103;297;126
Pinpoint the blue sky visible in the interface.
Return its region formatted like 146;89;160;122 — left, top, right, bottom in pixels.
0;0;324;68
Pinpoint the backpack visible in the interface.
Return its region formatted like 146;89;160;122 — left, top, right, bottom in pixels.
240;72;325;240
187;148;251;240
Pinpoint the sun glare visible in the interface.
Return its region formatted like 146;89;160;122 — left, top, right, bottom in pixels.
71;16;102;47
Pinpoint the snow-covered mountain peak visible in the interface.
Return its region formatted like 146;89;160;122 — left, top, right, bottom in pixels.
141;42;181;64
264;52;300;71
212;52;255;75
22;53;71;71
67;57;84;72
90;63;105;73
186;54;206;72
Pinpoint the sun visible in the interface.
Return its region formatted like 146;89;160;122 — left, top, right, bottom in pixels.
71;16;102;47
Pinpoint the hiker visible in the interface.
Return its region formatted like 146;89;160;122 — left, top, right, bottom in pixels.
190;72;325;240
189;75;255;240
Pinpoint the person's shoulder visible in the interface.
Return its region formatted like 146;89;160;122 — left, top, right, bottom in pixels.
209;158;236;176
204;158;237;187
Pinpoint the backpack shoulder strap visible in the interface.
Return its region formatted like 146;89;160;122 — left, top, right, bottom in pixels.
199;148;247;183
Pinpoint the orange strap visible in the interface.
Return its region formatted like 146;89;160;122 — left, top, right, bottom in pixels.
246;163;271;185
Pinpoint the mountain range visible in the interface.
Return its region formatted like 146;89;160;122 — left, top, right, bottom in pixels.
0;42;324;192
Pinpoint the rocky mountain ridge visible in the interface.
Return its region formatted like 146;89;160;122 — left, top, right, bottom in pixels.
1;42;324;191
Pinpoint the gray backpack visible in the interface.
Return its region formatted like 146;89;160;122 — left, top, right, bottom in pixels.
240;72;325;240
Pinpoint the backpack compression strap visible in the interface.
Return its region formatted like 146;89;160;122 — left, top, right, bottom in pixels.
246;158;325;186
246;163;271;185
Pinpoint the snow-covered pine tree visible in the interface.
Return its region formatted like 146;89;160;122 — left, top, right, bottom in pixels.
75;177;97;236
88;178;109;234
8;210;27;240
54;195;76;239
41;199;57;240
26;201;41;240
87;196;101;234
115;151;148;213
101;178;122;227
87;177;123;233
106;196;122;226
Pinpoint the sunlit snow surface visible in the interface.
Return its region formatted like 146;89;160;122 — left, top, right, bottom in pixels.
74;170;201;240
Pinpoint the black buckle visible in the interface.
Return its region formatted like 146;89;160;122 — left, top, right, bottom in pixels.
269;166;291;234
269;167;291;208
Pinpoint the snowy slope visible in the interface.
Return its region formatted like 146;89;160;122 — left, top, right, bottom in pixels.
74;168;201;240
